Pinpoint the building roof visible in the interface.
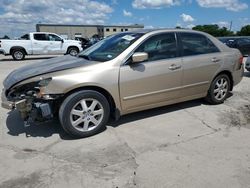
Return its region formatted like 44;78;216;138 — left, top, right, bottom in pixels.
36;24;144;28
103;24;144;28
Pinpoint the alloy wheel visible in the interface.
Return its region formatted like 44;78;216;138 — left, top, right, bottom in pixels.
213;77;228;101
69;49;78;56
14;51;24;60
70;98;104;132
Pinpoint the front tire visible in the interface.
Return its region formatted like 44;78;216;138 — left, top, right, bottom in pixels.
67;47;79;56
59;90;110;138
12;49;25;60
206;74;231;104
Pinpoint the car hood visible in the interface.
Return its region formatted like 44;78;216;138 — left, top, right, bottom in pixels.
65;40;79;44
4;55;92;90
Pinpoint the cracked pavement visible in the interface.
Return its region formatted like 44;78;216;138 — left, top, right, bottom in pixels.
0;55;250;188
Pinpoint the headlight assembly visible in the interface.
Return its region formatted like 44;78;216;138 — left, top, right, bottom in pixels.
38;77;52;87
37;77;52;98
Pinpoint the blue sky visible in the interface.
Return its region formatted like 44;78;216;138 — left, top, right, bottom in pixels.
0;0;249;37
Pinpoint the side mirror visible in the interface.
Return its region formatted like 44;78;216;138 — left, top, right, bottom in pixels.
61;39;64;43
132;52;148;63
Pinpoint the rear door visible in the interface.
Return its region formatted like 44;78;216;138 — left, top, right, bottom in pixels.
32;33;51;54
119;32;183;112
178;32;223;97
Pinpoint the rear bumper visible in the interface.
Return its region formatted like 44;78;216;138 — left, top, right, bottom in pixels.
1;90;14;110
232;66;244;86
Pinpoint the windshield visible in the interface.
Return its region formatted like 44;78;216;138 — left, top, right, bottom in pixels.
78;32;144;62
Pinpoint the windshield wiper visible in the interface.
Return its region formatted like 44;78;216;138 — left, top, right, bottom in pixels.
78;55;91;60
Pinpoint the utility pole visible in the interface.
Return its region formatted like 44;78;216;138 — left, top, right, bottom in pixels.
229;21;232;31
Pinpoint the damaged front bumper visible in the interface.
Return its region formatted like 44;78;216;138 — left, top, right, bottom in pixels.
1;89;14;110
1;89;55;125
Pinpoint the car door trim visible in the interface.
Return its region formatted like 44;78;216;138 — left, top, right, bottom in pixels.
123;81;209;101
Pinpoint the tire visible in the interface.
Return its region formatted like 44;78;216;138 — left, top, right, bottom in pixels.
12;49;25;60
205;74;231;105
67;47;79;56
59;90;110;138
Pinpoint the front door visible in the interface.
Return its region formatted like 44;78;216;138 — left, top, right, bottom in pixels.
47;34;64;54
119;32;183;112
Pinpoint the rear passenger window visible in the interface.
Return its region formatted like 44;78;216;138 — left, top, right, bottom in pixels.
179;33;219;56
34;34;47;41
135;33;177;61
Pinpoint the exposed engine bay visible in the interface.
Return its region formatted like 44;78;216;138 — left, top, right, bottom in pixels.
4;78;62;126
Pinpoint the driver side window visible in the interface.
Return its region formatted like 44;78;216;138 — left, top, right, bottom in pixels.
48;34;62;41
135;33;177;62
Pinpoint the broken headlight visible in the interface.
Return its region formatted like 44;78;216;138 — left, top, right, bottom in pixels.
37;77;52;98
38;77;52;87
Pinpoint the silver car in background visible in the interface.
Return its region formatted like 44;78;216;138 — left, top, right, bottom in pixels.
1;29;244;138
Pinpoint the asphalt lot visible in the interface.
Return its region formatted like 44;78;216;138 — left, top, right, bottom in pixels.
0;54;250;188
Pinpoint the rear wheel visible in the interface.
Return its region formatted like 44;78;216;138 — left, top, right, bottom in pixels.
67;47;79;56
12;49;25;60
206;74;231;104
59;90;110;138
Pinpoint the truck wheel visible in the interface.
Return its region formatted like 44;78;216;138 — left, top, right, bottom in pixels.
12;49;25;60
68;47;79;56
59;90;110;138
205;74;231;105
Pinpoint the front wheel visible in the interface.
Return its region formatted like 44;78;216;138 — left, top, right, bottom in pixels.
67;47;79;56
59;90;110;138
206;74;231;104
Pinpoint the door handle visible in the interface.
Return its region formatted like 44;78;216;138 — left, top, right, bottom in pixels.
211;57;220;63
168;64;182;71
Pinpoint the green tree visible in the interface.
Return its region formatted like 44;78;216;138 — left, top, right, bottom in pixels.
0;35;10;39
237;25;250;36
192;24;234;37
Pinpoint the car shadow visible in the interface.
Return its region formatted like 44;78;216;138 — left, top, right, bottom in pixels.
6;110;73;140
5;98;213;139
0;56;57;62
108;99;205;127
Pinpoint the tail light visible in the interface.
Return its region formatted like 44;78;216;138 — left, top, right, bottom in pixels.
0;40;1;48
236;55;244;70
239;56;244;65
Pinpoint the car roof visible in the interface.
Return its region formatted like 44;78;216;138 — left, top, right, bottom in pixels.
131;28;210;35
30;32;59;35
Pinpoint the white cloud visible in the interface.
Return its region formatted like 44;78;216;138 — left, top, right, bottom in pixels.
214;21;230;28
186;24;195;29
123;10;133;17
0;0;113;37
196;0;248;11
180;13;195;22
132;0;180;9
176;23;182;28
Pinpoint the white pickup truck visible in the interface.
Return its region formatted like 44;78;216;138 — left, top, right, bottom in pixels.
0;32;83;60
